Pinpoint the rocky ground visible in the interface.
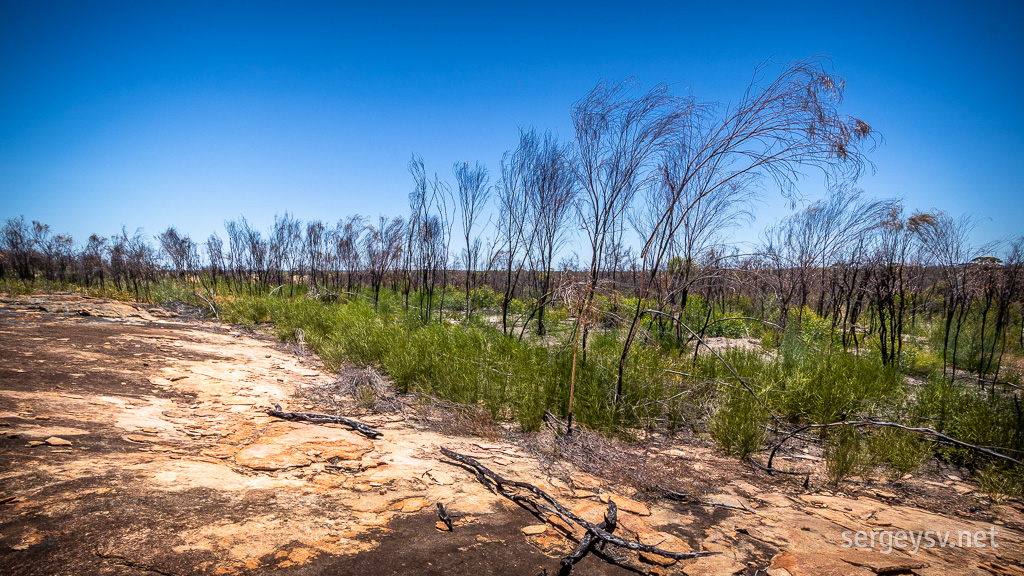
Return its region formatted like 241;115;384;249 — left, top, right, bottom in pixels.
0;293;1022;575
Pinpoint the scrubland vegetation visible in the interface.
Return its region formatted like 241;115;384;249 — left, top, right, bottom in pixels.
3;57;1023;498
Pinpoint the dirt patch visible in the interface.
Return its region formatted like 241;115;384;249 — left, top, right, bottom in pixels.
1;294;1022;576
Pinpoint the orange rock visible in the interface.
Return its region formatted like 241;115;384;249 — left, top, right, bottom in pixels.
599;492;651;516
570;500;610;524
286;547;315;564
573;472;603;489
839;551;928;574
233;443;312;470
615;512;655;540
769;551;875;576
395;497;431;513
347;494;402;513
545;514;574;535
200;445;237;459
531;532;569;553
638;532;691;566
521;524;547;535
233;422;372;470
681;554;747;575
311;474;346;490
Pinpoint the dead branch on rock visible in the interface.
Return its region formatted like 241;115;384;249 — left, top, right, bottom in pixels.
658;487;757;514
440;447;719;564
268;404;382;439
561;499;616;571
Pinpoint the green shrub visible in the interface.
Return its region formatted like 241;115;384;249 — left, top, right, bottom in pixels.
206;284;1024;484
471;285;500;310
913;376;1024;467
706;317;746;338
711;384;767;458
825;425;867;485
975;464;1024;504
867;427;931;480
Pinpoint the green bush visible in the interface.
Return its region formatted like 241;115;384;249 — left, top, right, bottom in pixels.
913;376;1024;467
975;464;1024;504
706;317;746;338
867;427;931;480
471;285;500;310
711;383;768;458
825;425;866;485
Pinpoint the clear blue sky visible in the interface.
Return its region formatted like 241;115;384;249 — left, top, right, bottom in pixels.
2;1;1022;254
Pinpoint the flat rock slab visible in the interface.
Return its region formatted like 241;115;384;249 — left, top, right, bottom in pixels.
599;491;651;516
234;421;374;470
44;436;72;446
767;550;929;576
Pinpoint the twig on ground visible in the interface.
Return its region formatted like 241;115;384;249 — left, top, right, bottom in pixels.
746;457;812;489
193;291;220;321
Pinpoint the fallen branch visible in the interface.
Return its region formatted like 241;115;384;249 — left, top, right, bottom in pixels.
562;500;616;569
336;290;379;304
766;419;1024;469
267;404;382;439
659;488;757;514
543;410;569;435
440;447;718;563
193;291;220;321
746;457;811;489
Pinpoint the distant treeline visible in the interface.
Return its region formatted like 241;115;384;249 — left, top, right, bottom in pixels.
4;189;1023;380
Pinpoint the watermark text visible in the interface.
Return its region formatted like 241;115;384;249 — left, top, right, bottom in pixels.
841;528;998;554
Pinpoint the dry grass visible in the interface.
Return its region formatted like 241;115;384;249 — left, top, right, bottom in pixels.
298;365;507;441
300;365;408;415
515;415;703;499
415;398;505;441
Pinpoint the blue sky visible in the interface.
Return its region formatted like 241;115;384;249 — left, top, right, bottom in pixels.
1;1;1022;255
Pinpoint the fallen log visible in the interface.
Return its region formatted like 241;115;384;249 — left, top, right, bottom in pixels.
440;447;718;563
267;404;382;439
